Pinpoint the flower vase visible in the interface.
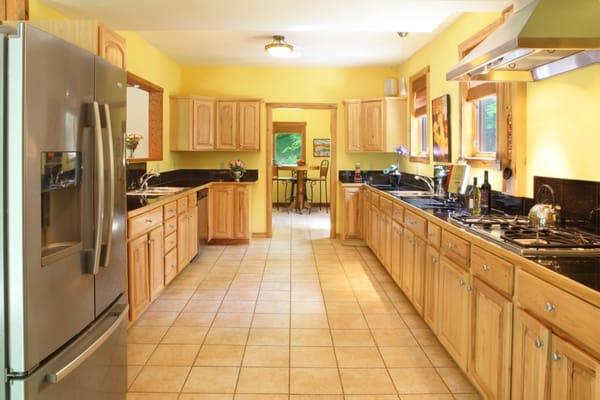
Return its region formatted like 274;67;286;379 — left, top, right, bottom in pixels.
232;170;243;182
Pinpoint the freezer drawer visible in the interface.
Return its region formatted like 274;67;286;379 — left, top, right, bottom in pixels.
10;302;128;400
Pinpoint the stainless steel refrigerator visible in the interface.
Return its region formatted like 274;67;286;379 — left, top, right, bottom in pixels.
1;23;128;400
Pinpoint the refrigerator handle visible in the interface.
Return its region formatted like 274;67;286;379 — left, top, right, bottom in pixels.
44;304;128;384
91;101;105;275
101;103;115;268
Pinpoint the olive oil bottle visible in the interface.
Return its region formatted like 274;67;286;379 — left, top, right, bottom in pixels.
468;177;481;216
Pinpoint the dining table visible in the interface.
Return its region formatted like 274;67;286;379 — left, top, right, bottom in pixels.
277;164;320;214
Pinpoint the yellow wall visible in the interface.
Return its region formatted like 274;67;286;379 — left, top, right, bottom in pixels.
397;12;600;196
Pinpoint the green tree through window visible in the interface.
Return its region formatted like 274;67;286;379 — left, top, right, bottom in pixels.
275;132;303;165
478;95;497;153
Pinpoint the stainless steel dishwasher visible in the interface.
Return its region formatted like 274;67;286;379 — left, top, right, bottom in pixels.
197;188;209;250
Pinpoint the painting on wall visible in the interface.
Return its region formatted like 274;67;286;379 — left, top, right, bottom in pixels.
313;138;331;157
432;94;451;163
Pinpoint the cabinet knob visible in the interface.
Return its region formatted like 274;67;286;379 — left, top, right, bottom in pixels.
534;338;544;348
545;302;556;312
467;285;473;292
458;278;465;286
432;257;438;264
482;264;491;272
551;352;562;361
447;242;455;250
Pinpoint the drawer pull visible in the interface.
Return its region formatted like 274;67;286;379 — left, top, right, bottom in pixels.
145;219;153;224
458;278;465;286
545;302;556;312
447;242;455;250
534;338;544;348
431;256;438;264
467;285;473;293
551;352;562;361
482;264;491;272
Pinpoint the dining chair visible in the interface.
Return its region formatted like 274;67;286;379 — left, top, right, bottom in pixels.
308;160;330;212
272;164;294;210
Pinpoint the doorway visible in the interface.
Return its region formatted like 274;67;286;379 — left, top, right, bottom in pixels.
266;103;338;239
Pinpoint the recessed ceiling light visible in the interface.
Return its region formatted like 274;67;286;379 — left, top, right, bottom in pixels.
265;35;294;57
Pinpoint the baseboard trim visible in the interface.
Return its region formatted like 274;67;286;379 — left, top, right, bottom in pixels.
252;232;269;238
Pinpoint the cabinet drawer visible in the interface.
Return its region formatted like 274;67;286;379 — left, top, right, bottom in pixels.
188;193;197;207
164;201;177;220
392;203;404;224
177;197;188;214
164;217;177;236
165;232;177;253
370;192;379;207
427;223;441;248
472;246;514;297
164;248;177;285
404;210;426;238
516;269;600;355
379;197;392;215
441;230;470;268
128;207;163;238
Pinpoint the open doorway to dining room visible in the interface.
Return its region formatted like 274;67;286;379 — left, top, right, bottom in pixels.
266;103;337;239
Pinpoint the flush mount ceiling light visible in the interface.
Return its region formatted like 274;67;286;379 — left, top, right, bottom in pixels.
265;35;294;57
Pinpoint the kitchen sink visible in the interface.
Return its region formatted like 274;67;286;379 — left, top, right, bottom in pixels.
402;196;462;211
387;190;434;197
127;186;187;196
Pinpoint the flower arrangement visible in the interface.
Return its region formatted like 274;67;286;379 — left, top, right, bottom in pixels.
125;133;143;158
229;159;246;181
395;145;409;169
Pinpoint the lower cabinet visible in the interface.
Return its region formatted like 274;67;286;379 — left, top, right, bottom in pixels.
177;211;190;271
470;278;513;400
401;229;415;299
341;186;362;240
148;226;165;301
127;235;151;321
390;221;403;285
438;257;471;371
209;184;251;240
233;187;249;239
379;213;392;271
164;248;177;285
412;236;426;315
423;245;440;331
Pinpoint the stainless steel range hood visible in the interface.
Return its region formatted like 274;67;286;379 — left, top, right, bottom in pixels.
447;0;600;82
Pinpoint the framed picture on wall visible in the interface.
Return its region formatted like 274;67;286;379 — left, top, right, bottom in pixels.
432;94;451;163
313;138;331;157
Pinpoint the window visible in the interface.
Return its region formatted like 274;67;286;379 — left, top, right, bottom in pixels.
476;95;497;154
409;66;430;163
418;115;428;155
273;121;306;165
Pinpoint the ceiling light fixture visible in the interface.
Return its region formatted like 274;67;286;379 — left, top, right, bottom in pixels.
265;35;294;57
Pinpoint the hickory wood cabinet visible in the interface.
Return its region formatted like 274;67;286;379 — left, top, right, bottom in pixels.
341;186;362;240
170;97;261;152
208;184;251;241
344;97;408;152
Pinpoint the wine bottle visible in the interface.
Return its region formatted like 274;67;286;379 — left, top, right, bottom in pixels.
480;171;492;215
469;177;481;216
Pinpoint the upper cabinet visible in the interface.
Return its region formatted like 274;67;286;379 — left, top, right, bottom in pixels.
344;97;408;152
98;24;127;69
171;96;261;152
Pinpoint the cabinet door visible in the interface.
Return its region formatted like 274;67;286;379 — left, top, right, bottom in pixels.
438;257;471;370
423;246;440;331
98;25;126;69
188;206;199;261
346;101;362;151
362;100;383;151
369;205;380;256
342;187;362;240
211;186;234;239
511;309;551;400
177;212;189;271
238;101;261;150
390;221;404;286
378;214;391;270
401;229;415;300
192;99;215;150
550;335;600;400
127;235;150;321
412;236;427;315
148;226;165;301
216;101;238;150
470;278;513;400
233;187;249;239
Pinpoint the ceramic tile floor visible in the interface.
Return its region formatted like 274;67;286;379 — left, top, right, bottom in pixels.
127;210;481;400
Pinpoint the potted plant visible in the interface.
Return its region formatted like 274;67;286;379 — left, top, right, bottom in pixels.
390;145;409;187
229;159;247;182
125;133;143;158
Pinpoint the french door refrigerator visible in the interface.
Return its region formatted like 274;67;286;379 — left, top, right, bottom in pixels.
1;23;128;400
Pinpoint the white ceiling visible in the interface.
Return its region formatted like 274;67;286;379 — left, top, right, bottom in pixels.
43;0;510;66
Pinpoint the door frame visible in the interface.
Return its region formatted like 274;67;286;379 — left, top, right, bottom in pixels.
266;102;338;238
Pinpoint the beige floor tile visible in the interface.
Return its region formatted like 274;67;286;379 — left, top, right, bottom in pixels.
261;282;291;291
129;366;190;393
255;301;290;313
291;346;337;367
252;313;290;328
205;327;249;345
243;345;289;367
213;313;253;328
195;344;245;366
258;290;291;301
335;347;385;368
146;344;200;366
291;329;333;346
127;393;179;400
136;311;179;327
411;329;440;346
379;347;432;368
371;329;418;347
127;365;142;388
397;395;453;400
359;302;398;315
128;326;169;344
452;394;484;400
235;395;288;400
247;328;290;345
236;367;289;393
292;314;330;329
328;314;368;329
162;327;208;344
290;368;343;394
183;300;221;313
179;395;234;400
344;395;399;399
325;302;363;314
436;368;477;393
388;368;449;394
339;368;396;394
174;312;215;327
182;366;240;393
127;343;157;365
148;299;187;312
331;330;376;347
292;301;327;314
364;314;407;329
421;346;456;367
219;301;256;313
401;314;428;329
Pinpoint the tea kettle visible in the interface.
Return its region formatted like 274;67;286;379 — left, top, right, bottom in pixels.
528;184;561;229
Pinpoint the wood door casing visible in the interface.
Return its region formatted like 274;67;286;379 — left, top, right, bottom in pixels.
148;226;165;301
127;235;150;321
216;101;238;150
239;101;260;150
192;99;215;150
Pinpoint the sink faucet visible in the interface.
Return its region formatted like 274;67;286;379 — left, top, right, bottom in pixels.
415;175;435;194
138;169;160;190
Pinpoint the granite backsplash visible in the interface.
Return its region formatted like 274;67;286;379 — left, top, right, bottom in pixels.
127;164;259;189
